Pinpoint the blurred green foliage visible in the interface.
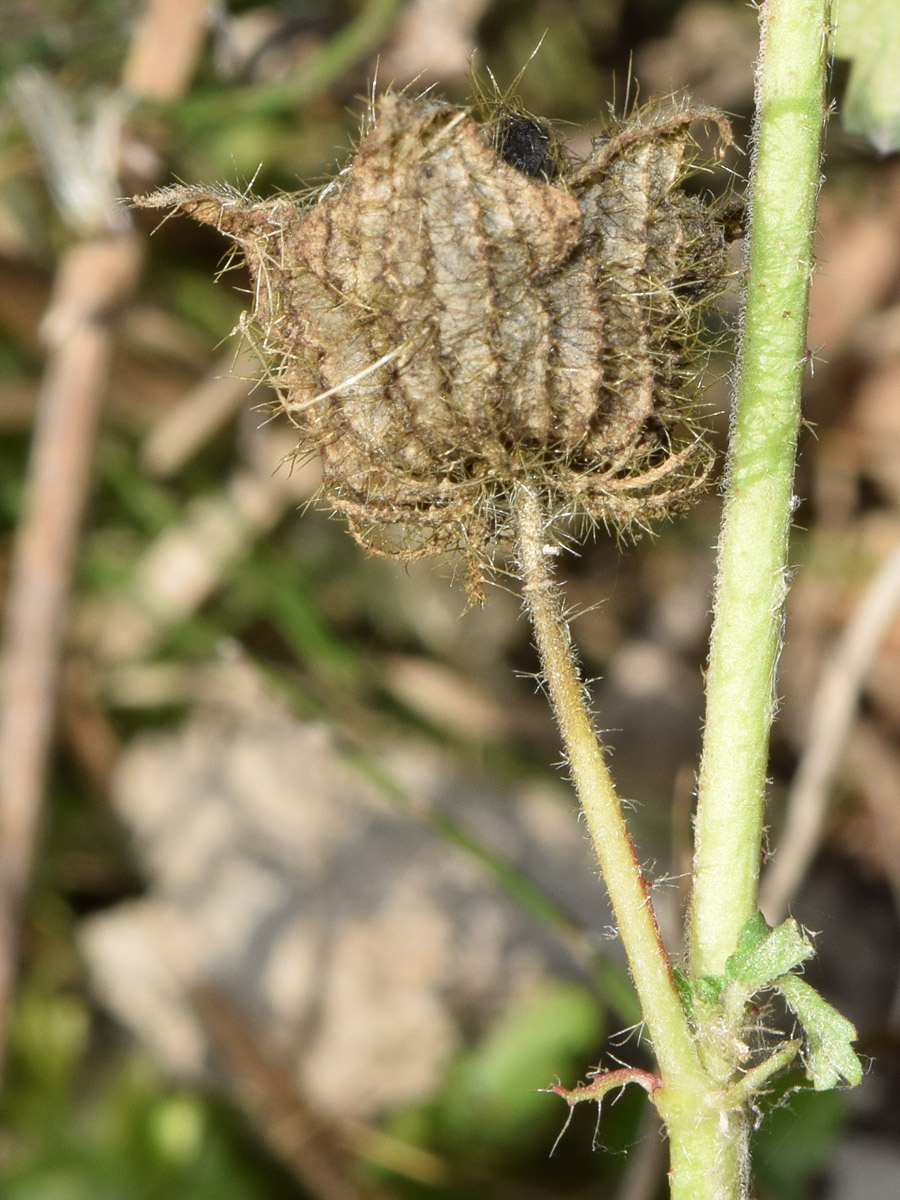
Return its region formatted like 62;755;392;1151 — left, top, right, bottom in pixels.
0;0;129;80
0;985;299;1200
752;1076;849;1200
428;981;605;1158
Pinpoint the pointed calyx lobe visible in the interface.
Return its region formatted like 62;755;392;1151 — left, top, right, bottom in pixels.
137;94;732;581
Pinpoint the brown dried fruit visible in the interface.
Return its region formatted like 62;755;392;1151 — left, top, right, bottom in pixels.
137;92;732;595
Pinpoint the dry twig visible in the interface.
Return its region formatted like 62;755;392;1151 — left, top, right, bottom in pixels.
0;0;209;1084
761;539;900;923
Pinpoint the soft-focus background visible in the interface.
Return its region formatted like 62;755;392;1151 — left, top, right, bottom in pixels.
0;2;899;1198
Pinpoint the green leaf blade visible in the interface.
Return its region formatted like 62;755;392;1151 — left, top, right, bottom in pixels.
774;974;863;1090
724;917;815;998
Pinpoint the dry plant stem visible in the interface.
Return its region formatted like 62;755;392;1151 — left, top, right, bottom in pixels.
122;0;209;100
513;484;737;1200
192;985;388;1200
0;234;143;1080
761;539;900;923
690;0;831;978
0;0;206;1086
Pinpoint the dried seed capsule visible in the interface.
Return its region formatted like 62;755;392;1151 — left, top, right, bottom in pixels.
136;92;732;596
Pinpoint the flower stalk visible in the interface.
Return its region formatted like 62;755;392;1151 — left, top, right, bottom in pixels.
513;483;741;1200
512;484;699;1086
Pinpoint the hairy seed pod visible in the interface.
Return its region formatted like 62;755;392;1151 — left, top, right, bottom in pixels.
137;92;732;597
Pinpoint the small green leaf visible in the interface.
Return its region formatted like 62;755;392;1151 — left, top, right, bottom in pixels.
672;965;695;1016
672;966;722;1019
774;974;863;1090
696;974;725;1006
723;1040;802;1108
724;916;814;996
734;911;770;960
833;0;900;153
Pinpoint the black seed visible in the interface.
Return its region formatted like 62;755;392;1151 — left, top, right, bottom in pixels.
496;112;559;180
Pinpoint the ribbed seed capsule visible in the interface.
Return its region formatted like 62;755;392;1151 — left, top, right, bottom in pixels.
137;92;732;595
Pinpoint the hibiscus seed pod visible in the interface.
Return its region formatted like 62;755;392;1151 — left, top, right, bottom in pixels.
136;91;733;595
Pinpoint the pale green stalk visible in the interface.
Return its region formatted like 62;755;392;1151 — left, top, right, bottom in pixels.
514;484;740;1200
513;485;697;1081
690;0;831;980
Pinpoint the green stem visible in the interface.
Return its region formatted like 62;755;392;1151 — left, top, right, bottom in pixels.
690;0;831;980
513;484;696;1080
513;484;744;1199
